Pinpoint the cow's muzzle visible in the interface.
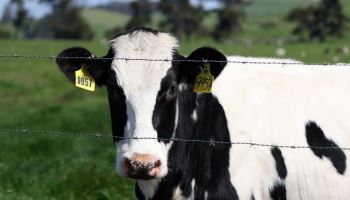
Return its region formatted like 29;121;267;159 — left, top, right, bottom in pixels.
124;154;161;180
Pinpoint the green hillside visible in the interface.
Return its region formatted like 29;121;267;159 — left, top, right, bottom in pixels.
245;0;320;18
81;8;130;39
80;0;328;39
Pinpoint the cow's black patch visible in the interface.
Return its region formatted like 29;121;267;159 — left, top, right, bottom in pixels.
150;86;238;199
271;147;287;180
251;194;255;200
305;121;346;174
148;47;237;200
270;182;286;200
135;183;146;200
98;49;128;143
56;46;127;143
152;53;184;144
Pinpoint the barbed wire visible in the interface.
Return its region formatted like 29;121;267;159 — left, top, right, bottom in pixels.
1;128;350;150
1;54;350;66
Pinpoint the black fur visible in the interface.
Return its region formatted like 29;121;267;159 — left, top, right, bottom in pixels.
270;182;286;200
151;53;183;144
135;183;146;200
251;194;255;200
107;81;127;143
177;47;227;84
56;45;127;143
271;147;287;180
56;47;112;86
56;47;93;83
148;50;237;199
305;121;346;174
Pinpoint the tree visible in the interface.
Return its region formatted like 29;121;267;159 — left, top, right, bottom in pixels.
320;0;349;38
158;0;205;37
2;0;28;38
38;0;94;39
125;0;152;30
287;0;349;41
1;3;14;23
213;0;246;41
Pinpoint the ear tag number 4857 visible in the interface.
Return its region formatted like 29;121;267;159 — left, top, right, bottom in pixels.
194;63;214;93
75;65;95;92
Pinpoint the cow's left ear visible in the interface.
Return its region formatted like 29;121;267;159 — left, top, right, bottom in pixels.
177;47;227;84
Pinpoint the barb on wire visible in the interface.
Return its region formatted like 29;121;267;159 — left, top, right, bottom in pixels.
1;128;350;151
1;54;350;66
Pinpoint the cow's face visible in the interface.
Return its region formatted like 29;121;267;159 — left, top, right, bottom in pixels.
56;29;227;180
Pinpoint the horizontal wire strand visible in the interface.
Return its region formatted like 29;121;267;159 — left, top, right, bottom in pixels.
1;54;350;66
1;128;350;150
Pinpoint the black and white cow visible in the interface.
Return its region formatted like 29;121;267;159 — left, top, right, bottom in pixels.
56;28;350;200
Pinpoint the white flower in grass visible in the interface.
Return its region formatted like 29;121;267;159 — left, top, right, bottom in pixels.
276;48;286;57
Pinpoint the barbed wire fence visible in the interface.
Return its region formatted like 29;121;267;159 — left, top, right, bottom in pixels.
1;54;350;66
1;54;350;151
1;128;350;151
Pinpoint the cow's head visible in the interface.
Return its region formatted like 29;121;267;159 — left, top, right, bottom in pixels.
56;28;227;180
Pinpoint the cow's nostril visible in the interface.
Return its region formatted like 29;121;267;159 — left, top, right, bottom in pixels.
148;160;161;177
153;160;161;169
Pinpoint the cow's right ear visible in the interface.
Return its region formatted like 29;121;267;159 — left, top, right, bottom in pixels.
56;47;110;86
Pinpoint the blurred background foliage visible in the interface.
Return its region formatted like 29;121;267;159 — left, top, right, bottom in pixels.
0;0;348;42
0;0;350;199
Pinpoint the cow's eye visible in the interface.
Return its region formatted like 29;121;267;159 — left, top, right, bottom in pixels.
167;84;177;98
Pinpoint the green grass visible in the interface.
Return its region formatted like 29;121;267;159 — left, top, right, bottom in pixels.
0;40;135;200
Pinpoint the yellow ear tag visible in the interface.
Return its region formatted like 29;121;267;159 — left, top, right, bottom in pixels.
75;65;95;92
194;63;214;93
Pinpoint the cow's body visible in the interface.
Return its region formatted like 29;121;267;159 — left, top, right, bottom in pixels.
137;61;350;200
56;28;349;200
212;63;350;200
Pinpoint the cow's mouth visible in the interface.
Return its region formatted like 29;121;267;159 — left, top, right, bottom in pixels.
127;171;156;180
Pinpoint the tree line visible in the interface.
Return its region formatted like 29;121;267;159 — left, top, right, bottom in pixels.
0;0;348;42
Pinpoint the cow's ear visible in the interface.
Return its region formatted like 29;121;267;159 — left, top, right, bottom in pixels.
178;47;227;84
56;47;111;86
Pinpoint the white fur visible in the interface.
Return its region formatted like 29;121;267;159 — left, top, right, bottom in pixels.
179;83;188;92
111;31;178;184
191;110;198;121
212;61;350;200
191;179;195;199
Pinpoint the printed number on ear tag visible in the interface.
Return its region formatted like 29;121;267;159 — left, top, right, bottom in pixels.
194;63;214;93
75;66;95;92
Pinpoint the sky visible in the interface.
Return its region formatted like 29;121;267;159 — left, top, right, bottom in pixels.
0;0;219;19
0;0;121;18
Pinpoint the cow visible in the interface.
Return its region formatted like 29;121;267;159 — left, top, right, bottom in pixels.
56;27;350;200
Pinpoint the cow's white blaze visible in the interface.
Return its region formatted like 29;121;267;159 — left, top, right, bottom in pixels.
110;31;178;178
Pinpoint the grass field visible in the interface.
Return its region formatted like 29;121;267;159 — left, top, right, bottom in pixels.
0;0;350;199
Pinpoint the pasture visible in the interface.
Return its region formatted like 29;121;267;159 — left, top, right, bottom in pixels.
0;2;350;198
